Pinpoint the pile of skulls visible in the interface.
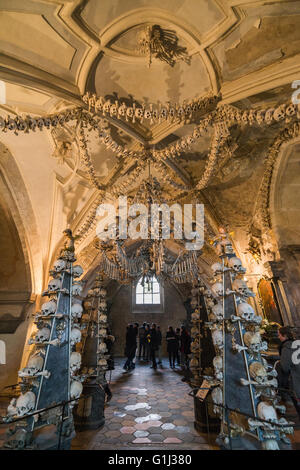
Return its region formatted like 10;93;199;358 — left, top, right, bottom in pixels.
189;283;202;386
206;227;294;449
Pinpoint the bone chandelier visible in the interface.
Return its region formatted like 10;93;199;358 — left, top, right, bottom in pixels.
97;173;200;286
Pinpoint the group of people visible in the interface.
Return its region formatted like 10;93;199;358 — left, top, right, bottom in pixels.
123;322;191;371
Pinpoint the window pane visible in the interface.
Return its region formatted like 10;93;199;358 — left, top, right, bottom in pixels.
136;293;144;304
136;283;143;293
152;282;159;293
144;284;152;293
144;294;152;304
153;293;160;304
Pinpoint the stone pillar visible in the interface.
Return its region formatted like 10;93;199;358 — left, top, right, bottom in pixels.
264;258;298;327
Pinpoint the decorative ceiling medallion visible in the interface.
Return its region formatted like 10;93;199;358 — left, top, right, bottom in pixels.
137;24;190;67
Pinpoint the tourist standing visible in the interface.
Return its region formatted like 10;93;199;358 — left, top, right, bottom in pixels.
123;324;137;371
149;323;158;369
166;326;177;368
138;322;146;360
175;327;181;366
180;325;191;370
144;324;151;361
157;325;162;365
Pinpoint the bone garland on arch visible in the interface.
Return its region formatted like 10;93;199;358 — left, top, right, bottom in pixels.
258;121;300;230
82;91;221;126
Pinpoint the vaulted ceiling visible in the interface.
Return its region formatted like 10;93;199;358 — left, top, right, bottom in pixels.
0;0;300;291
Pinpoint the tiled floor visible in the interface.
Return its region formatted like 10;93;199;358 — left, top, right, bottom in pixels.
71;358;218;450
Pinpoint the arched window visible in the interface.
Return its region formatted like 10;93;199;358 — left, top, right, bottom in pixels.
136;276;160;305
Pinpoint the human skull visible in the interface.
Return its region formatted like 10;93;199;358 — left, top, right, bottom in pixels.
99;288;107;297
211;386;222;415
213;356;223;380
99;328;107;338
118;103;126;117
70;352;81;374
19;355;44;377
273;104;286;122
191;326;199;337
191;339;200;353
72;283;83;296
244;331;262;353
41;300;57;316
98;342;108;354
135;107;144;119
48;278;62;292
99;299;107;309
211;262;223;275
285;103;297;117
73;265;83;278
70;380;83;399
98;358;108;369
249;362;268;384
265;108;275;125
103;100;111;113
126;107;134;118
211;303;223;321
53;259;66;273
211;282;223;298
191;310;200;321
71;302;83;319
190;358;199;369
228;257;244;273
212;329;223;348
232;279;248;296
256;110;265;125
16;391;36;417
257;401;278;423
70;327;82;347
99;314;107;324
237;302;255;321
35;327;51;343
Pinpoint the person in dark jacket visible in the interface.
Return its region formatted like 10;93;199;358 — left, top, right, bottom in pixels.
157;326;162;365
180;325;191;370
166;326;177;368
144;324;150;361
277;326;300;418
148;323;158;369
123;324;137;371
175;327;181;366
138;322;147;360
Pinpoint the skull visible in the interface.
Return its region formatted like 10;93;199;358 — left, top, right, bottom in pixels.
126;107;134;118
273;104;286;122
103;100;111;113
53;259;66;273
19;355;44;377
70;380;83;399
211;262;223;275
109;103;118;116
144;109;152;120
135;107;144;119
285;103;297;117
99;328;107;338
118;103;126;117
211;386;222;415
237;302;255;321
72;283;83;296
211;282;223;297
191;339;200;353
99;314;107;324
191;326;199;337
265;108;275;125
41;300;57;316
191;310;200;321
16;391;36;417
71;303;83;319
100;288;107;297
98;358;108;369
249;362;268;384
211;303;223;321
213;356;223;380
244;331;262;353
73;265;83;278
212;329;223;348
256;110;265;125
190;358;199;369
70;352;81;374
70;327;82;347
35;327;51;343
99;299;107;309
232;279;248;296
98;342;108;354
257;401;278;423
193;127;201;139
228;257;244;273
48;278;62;292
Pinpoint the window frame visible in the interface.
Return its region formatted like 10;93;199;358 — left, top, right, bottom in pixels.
131;276;164;313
